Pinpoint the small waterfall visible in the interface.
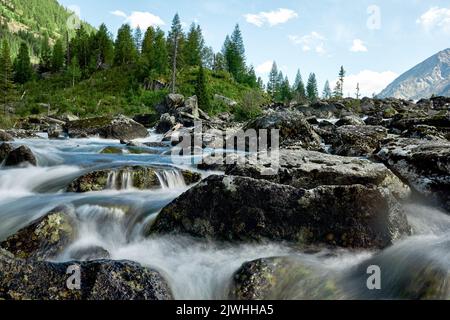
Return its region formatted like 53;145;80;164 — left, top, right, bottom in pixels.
155;169;186;189
106;171;117;190
121;171;134;190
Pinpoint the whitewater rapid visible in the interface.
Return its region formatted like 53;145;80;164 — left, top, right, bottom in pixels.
0;132;448;300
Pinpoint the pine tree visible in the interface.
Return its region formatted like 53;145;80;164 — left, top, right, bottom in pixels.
356;83;361;99
333;80;342;98
91;24;114;69
267;62;279;98
51;39;65;72
14;42;33;84
183;23;204;67
0;39;14;113
306;73;319;102
293;69;306;102
153;28;168;77
322;80;332;99
114;24;137;66
195;64;210;112
167;14;185;72
338;65;346;97
223;24;247;83
39;34;52;73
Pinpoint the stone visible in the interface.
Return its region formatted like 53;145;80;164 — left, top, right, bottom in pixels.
4;145;37;167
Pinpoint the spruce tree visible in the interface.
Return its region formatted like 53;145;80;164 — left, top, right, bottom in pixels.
195;64;210;112
293;69;306;102
280;76;292;103
39;34;52;73
213;52;225;71
153;28;168;77
0;39;14;113
223;24;247;83
51;39;65;72
306;73;319;102
92;24;114;69
322;80;332;99
141;26;156;70
183;23;204;67
267;62;279;98
114;24;137;66
134;26;143;53
338;66;346;97
167;13;185;72
14;42;33;84
67;55;81;87
333;80;342;98
70;26;90;70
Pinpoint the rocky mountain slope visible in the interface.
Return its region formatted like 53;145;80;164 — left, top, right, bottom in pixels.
379;48;450;100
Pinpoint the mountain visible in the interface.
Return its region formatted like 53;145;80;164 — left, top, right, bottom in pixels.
378;48;450;100
0;0;93;59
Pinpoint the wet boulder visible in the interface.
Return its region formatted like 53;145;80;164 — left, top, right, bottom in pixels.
65;115;149;140
377;138;450;212
225;149;410;200
67;166;201;192
328;125;388;157
68;245;110;261
4;145;37;167
401;125;447;141
0;250;173;300
133;113;160;128
0;130;14;142
244;110;323;150
148;175;411;249
230;257;341;300
0;207;76;261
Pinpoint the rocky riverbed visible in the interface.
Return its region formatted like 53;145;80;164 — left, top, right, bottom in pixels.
0;95;449;300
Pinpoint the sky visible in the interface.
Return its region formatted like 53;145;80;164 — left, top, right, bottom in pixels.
57;0;450;97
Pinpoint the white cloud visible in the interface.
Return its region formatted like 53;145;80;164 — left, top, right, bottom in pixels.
350;39;368;52
110;10;127;18
288;32;326;54
336;70;398;97
245;8;298;27
255;60;274;74
110;10;165;30
417;7;450;33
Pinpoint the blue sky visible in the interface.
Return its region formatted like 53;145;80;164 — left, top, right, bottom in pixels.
58;0;450;97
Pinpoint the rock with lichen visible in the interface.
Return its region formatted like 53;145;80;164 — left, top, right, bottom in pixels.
0;249;173;300
0;207;76;261
148;175;411;249
230;257;342;300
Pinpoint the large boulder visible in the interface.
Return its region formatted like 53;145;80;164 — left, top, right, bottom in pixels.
328;125;388;157
0;207;76;261
0;249;173;300
133;113;160;128
335;115;366;127
148;175;411;249
65;115;149;140
224;149;410;200
230;257;341;300
377;138;450;212
156;113;176;134
244;110;323;150
0;130;14;142
4;145;37;167
0;143;14;163
67;166;201;193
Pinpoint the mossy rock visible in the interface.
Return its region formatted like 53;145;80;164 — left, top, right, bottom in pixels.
100;146;123;154
0;207;76;261
230;257;341;300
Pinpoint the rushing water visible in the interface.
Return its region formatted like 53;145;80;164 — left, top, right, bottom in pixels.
0;131;448;300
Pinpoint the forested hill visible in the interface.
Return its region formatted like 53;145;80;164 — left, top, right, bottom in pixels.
0;0;93;59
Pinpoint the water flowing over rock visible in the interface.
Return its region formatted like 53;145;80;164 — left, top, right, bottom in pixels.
0;249;173;300
64;115;149;140
148;175;411;249
0;130;14;142
67;166;201;192
377;138;450;212
4;145;37;167
335;115;366;127
0;207;76;261
244;110;323;150
230;257;341;300
224;149;410;200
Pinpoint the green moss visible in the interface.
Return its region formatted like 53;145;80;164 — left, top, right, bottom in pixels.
100;146;123;154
